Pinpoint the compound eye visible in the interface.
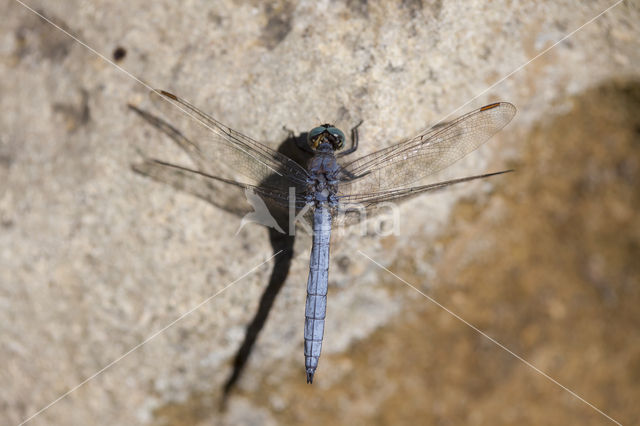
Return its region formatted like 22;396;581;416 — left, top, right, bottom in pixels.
307;126;326;144
327;127;345;149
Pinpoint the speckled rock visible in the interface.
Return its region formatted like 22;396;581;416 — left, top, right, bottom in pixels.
1;1;639;425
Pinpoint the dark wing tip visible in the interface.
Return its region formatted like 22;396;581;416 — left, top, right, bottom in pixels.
306;370;315;384
158;90;177;100
480;101;517;113
480;102;501;111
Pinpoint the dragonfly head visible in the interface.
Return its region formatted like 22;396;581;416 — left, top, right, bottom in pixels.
308;124;345;152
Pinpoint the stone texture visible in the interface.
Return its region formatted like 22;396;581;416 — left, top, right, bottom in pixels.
1;0;639;425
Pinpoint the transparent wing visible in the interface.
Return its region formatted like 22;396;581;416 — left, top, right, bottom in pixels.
133;158;318;234
133;158;298;216
129;102;310;231
337;102;516;194
146;90;310;190
333;170;512;228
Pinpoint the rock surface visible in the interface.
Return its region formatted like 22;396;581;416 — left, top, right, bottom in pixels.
1;0;639;425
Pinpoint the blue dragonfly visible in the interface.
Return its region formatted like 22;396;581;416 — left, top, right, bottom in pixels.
132;91;516;385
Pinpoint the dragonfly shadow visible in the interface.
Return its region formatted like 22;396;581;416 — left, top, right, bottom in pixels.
220;131;313;404
128;104;312;406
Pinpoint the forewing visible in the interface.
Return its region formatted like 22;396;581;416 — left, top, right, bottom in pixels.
129;100;310;230
337;102;516;194
147;90;310;190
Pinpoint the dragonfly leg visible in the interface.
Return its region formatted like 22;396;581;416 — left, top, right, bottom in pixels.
336;168;362;181
337;119;363;157
281;124;295;140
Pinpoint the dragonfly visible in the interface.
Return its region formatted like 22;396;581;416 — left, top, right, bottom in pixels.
133;90;516;384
